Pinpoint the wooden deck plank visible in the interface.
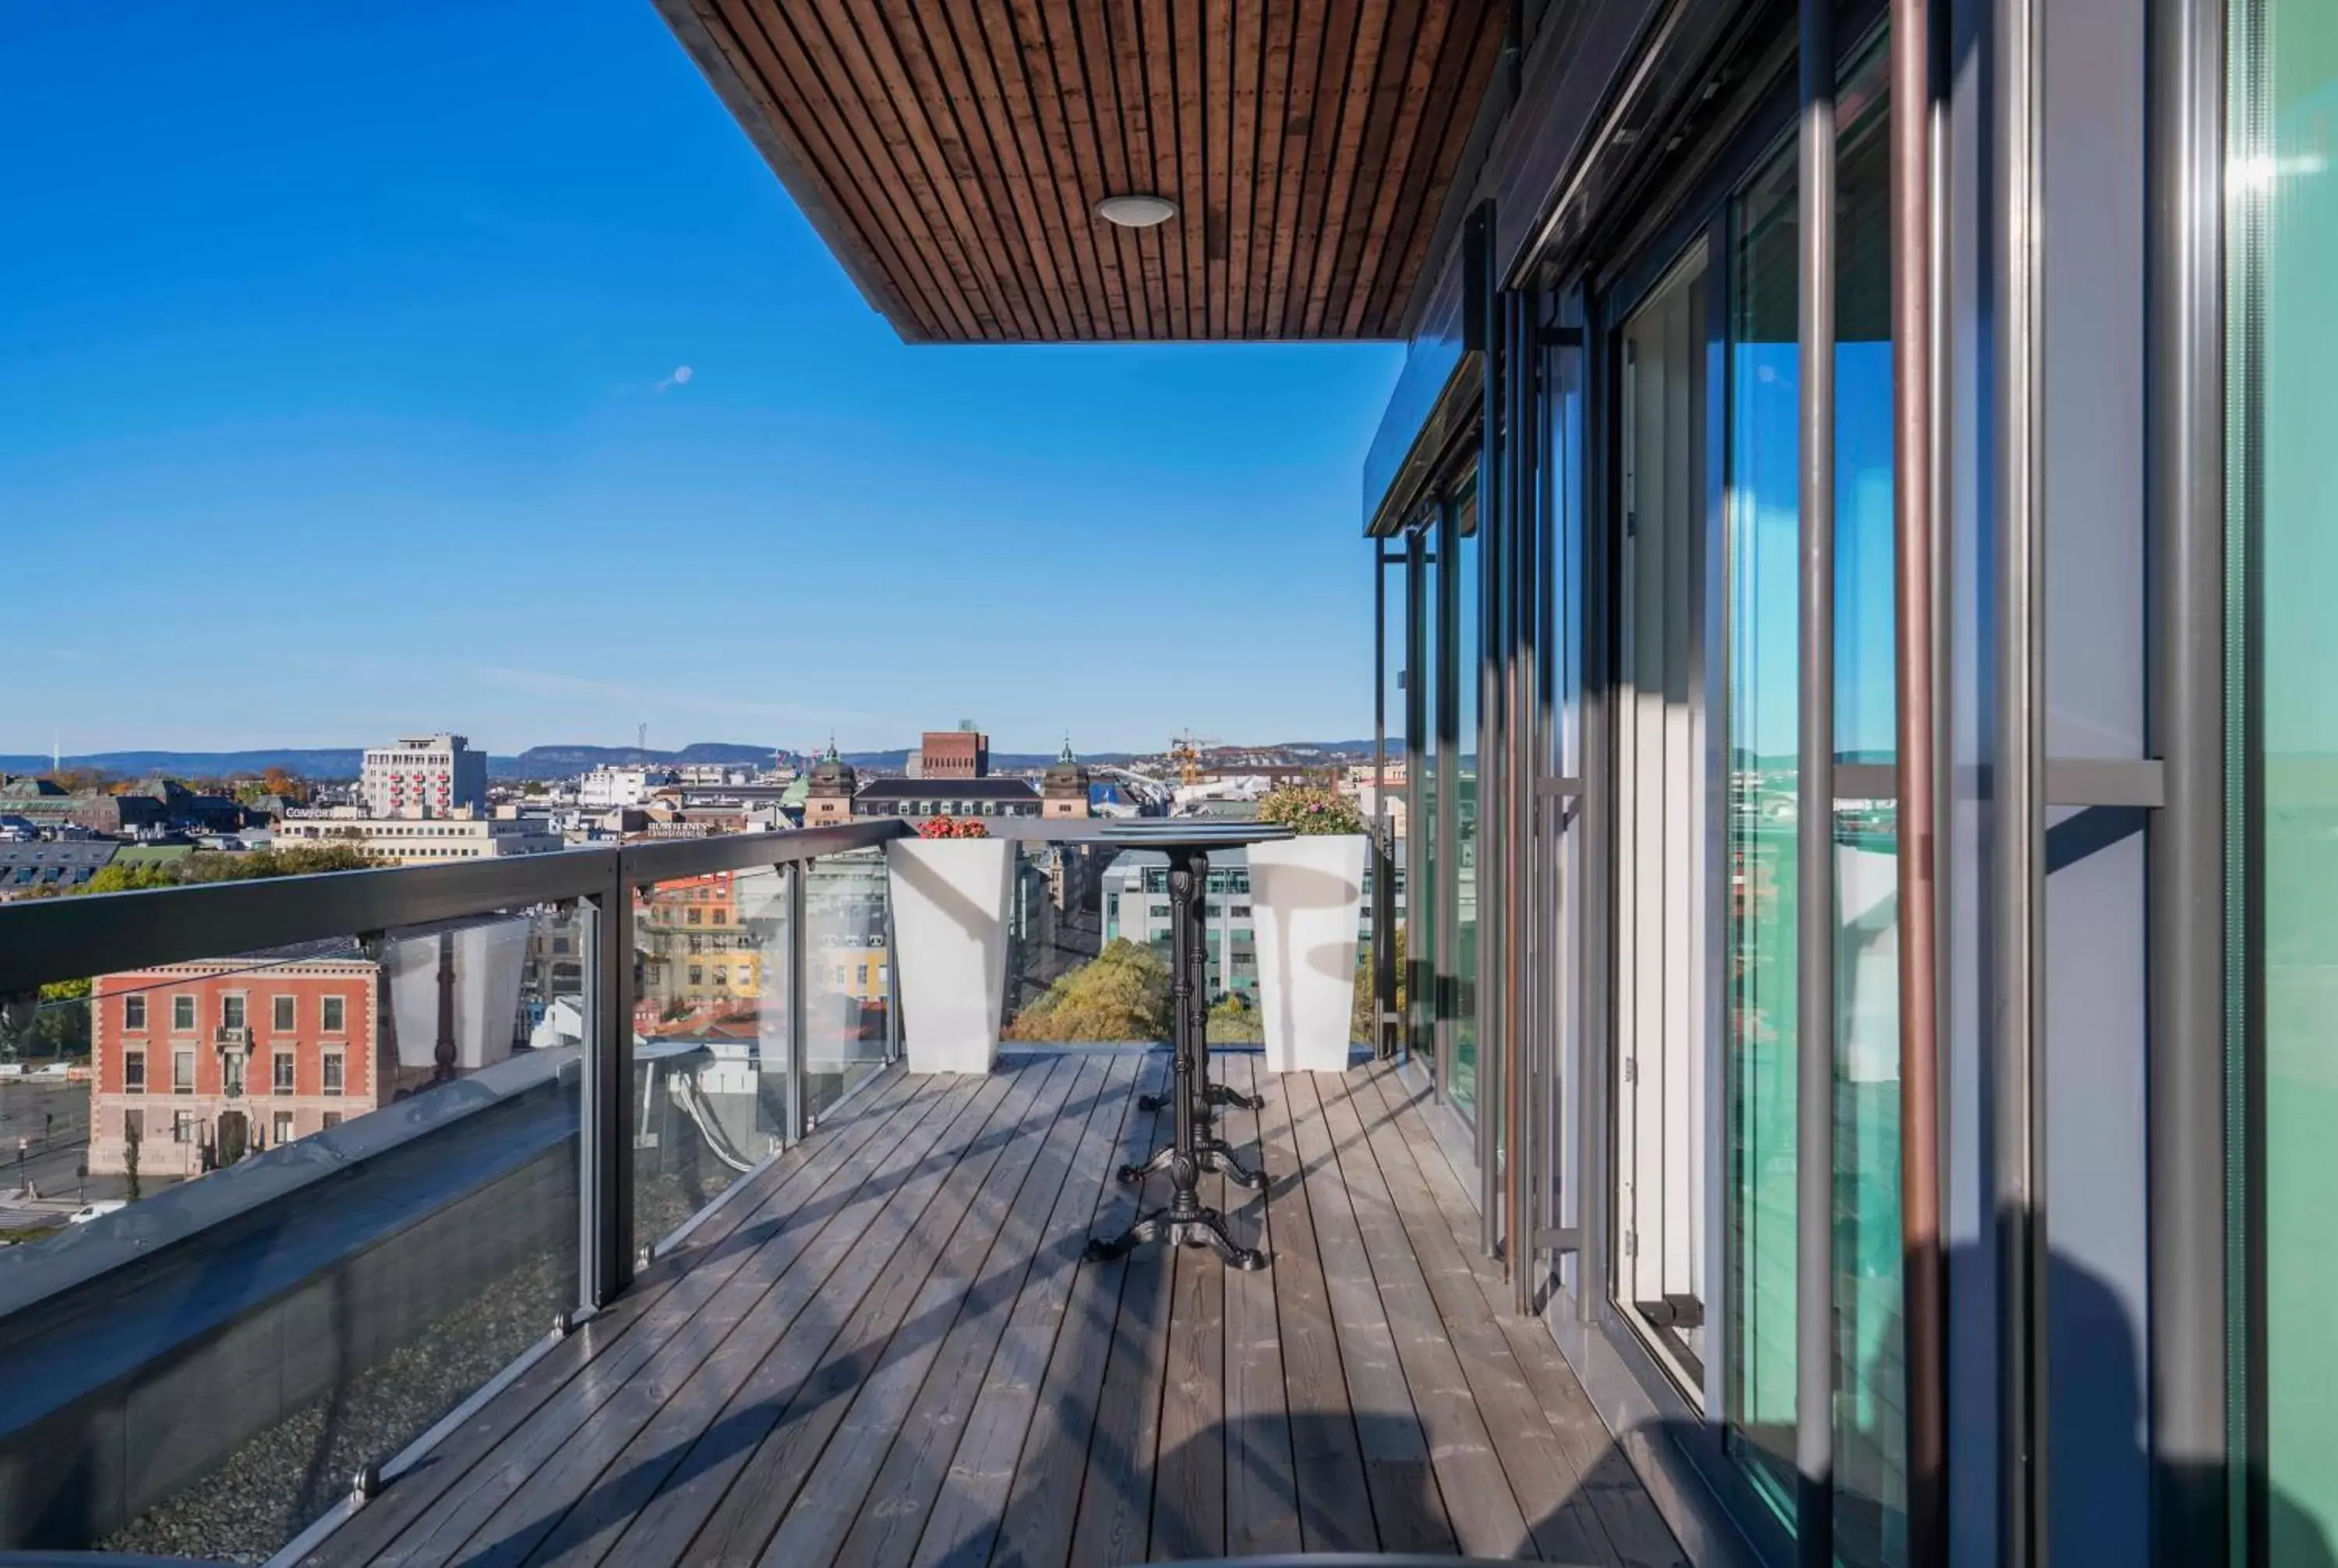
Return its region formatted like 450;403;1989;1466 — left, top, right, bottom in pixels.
581;1073;1013;1568
1367;1065;1689;1568
326;1075;952;1568
1284;1072;1454;1556
1061;1072;1181;1568
1252;1063;1376;1555
1312;1071;1534;1559
313;1054;1692;1568
298;1070;926;1568
1146;1195;1227;1560
376;1075;983;1568
983;1053;1168;1568
856;1054;1140;1568
1220;1056;1301;1558
652;1067;1040;1566
516;1068;1084;1568
1344;1067;1621;1566
756;1056;1093;1566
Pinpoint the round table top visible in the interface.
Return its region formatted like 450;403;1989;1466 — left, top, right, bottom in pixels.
1096;818;1294;849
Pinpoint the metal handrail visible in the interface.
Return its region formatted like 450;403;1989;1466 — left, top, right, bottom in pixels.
0;819;911;996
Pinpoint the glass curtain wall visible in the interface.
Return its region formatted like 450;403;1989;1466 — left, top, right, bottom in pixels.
1408;527;1439;1064
2233;0;2338;1559
1720;41;1901;1562
1449;488;1483;1118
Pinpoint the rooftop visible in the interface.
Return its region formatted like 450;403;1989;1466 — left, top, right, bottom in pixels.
296;1051;1682;1568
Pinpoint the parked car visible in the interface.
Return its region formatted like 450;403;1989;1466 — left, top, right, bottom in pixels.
67;1201;127;1224
30;1063;69;1080
0;1063;23;1079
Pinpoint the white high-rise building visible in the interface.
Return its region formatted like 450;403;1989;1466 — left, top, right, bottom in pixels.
360;733;488;819
578;765;666;808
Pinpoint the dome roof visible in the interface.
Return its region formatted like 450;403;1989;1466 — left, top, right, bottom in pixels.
808;740;857;793
1043;737;1090;789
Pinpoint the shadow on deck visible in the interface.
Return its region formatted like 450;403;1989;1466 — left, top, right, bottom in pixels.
299;1051;1687;1568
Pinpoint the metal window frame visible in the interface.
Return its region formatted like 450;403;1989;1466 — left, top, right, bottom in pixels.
2142;0;2227;1562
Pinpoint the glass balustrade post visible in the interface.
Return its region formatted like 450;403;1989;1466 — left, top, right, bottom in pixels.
583;858;634;1308
786;863;809;1139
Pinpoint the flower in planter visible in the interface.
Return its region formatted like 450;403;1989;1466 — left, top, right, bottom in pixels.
916;815;991;839
1256;785;1365;836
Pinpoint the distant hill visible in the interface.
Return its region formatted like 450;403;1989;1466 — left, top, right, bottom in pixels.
0;736;1377;782
0;749;371;779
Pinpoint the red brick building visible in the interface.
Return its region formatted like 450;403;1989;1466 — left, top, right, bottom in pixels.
89;955;383;1178
918;728;987;779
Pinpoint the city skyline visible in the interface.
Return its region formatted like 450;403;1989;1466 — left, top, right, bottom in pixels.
1;3;1403;754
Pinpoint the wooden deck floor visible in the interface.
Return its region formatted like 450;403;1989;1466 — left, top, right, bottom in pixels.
302;1051;1687;1568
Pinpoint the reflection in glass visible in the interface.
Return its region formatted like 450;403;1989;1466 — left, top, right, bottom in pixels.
634;867;791;1240
1450;489;1482;1118
12;908;588;1561
1722;42;1902;1562
2235;1;2338;1557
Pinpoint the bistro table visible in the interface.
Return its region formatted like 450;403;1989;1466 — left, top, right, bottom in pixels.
1083;818;1290;1271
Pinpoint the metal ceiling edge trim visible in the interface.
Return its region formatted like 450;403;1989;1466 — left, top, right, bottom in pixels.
1366;349;1489;538
652;0;932;344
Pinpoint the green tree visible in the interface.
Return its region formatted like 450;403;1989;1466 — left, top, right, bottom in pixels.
72;842;379;899
1206;991;1259;1044
123;1122;142;1203
1352;924;1407;1047
25;978;92;1060
1006;940;1173;1044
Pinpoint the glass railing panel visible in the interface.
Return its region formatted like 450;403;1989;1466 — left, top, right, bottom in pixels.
0;904;584;1560
1000;839;1165;1047
631;866;789;1245
803;848;892;1125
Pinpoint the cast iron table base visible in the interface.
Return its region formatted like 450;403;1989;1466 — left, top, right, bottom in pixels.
1086;831;1285;1270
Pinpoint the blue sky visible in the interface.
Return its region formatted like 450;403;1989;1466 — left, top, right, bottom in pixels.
0;3;1403;758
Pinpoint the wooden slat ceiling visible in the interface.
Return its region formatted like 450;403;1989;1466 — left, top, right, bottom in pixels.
661;1;1510;342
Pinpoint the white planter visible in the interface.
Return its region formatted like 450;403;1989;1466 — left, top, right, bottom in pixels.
885;838;1015;1074
1248;833;1368;1074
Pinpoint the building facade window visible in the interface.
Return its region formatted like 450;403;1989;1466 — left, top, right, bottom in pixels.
172;1111;195;1143
272;1111;295;1146
322;996;345;1033
221;994;246;1032
172;1050;194;1094
322;1112;342;1131
274;1052;295;1094
124;1051;145;1094
124;995;146;1031
123;1108;143;1144
273;994;295;1031
321;1052;344;1096
172;995;195;1033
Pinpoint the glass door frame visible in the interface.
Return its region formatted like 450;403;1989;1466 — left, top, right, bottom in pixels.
1532;23;1880;1565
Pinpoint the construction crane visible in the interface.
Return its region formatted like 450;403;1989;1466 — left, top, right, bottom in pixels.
1167;730;1222;786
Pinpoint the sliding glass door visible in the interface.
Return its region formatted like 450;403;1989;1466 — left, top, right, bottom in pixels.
2233;2;2338;1559
1718;41;1901;1562
1610;242;1716;1394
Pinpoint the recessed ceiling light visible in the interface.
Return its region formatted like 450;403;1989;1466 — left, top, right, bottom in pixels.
1096;193;1178;228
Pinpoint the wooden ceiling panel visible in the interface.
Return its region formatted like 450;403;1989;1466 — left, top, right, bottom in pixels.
666;0;1506;341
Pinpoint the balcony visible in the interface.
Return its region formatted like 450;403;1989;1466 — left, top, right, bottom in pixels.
0;824;1678;1567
